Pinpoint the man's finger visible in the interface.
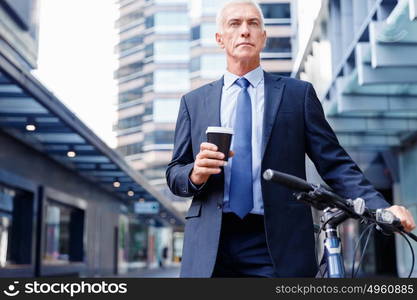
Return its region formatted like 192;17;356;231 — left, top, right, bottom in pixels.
403;210;416;230
200;142;218;152
197;158;226;168
387;206;414;232
404;218;416;232
195;167;222;175
200;149;224;160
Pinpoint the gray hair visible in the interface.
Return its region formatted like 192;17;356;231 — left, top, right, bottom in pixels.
216;0;265;33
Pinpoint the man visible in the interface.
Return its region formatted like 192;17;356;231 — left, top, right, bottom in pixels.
166;0;416;277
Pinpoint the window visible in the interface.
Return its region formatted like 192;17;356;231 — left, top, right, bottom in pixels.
154;40;189;62
200;23;216;44
117;142;142;156
118;217;148;267
201;0;225;16
153;98;180;123
144;102;153;117
154;0;188;3
118;35;142;53
264;37;291;53
0;183;34;267
191;25;200;40
118;10;143;28
145;44;154;58
118;115;142;130
190;57;201;73
127;222;147;262
144;130;175;145
43;201;84;264
144;73;154;88
116;62;143;79
191;23;216;45
153;70;190;92
143;130;175;146
201;24;216;38
153;12;189;33
118;89;143;104
260;3;291;19
200;54;226;78
154;130;175;144
145;16;154;29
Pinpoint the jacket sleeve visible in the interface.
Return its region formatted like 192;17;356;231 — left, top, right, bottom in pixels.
303;83;390;209
165;95;204;197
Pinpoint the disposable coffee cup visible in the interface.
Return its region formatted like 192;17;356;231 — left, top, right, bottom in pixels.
206;126;234;161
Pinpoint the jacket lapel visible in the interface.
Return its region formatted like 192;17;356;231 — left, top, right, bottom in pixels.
262;72;285;159
204;77;225;206
204;76;224;128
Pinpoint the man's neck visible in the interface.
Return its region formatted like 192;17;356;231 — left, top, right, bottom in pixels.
226;57;261;77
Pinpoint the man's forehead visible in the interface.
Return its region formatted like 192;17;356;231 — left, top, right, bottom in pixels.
223;3;261;21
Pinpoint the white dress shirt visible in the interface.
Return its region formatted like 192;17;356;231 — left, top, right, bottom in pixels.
221;66;265;215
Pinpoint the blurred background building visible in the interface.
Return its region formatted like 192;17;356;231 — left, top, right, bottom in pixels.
189;0;294;89
0;0;183;277
115;0;191;213
293;0;417;277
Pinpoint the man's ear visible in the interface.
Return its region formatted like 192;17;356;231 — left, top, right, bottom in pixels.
215;32;225;49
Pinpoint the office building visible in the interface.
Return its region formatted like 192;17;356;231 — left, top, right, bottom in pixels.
0;0;183;276
292;0;417;277
115;0;190;193
190;0;294;89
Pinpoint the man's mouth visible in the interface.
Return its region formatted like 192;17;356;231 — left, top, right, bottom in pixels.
236;42;254;47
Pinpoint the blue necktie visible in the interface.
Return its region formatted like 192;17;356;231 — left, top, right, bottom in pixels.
229;77;253;219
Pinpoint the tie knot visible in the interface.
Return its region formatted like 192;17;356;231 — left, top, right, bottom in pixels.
235;77;250;89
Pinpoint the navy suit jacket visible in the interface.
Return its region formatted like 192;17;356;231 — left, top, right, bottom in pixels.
166;72;389;277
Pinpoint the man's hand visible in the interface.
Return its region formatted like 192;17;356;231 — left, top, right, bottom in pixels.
190;142;234;186
386;205;416;232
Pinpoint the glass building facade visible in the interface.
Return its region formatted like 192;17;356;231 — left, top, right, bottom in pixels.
0;0;184;277
115;0;189;196
293;0;417;277
190;0;294;89
0;182;34;268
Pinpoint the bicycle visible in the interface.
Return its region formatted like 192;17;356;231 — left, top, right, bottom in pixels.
263;169;417;278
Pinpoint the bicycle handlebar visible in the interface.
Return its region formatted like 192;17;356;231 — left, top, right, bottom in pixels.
263;169;313;192
263;169;417;242
263;169;359;216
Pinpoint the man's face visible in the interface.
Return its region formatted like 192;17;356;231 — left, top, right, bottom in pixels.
216;3;266;62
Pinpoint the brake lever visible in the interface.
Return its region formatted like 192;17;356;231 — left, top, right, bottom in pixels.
374;209;417;241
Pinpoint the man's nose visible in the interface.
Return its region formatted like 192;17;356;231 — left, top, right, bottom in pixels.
240;23;250;37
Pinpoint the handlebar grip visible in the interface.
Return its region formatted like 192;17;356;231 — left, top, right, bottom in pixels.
263;169;313;192
375;209;401;227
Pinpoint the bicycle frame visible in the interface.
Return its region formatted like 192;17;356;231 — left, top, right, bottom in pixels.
321;208;349;278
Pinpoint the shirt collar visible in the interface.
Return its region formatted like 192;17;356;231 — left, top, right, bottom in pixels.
223;66;264;90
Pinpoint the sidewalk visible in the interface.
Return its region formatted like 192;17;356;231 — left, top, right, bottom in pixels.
117;266;181;278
